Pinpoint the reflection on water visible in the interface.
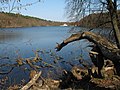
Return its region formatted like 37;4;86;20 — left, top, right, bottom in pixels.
0;26;92;86
0;26;91;62
0;30;22;43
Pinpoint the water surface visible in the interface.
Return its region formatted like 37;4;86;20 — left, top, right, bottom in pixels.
0;26;91;62
0;26;91;85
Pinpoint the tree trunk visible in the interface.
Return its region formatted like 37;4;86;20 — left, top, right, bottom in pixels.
107;0;120;49
56;31;120;75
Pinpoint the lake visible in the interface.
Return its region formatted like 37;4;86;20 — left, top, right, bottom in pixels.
0;26;92;86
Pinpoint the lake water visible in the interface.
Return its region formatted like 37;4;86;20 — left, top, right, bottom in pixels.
0;26;92;86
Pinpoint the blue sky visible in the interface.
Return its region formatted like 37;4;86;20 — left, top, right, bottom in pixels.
21;0;67;22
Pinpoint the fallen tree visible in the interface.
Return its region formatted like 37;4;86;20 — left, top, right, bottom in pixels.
56;31;120;76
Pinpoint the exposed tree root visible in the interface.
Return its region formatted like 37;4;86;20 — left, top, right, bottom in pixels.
56;31;120;75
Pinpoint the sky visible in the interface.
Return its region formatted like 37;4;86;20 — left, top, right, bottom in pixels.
21;0;67;22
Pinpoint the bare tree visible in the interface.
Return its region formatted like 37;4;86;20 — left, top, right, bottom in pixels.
56;0;120;76
65;0;120;48
0;0;41;13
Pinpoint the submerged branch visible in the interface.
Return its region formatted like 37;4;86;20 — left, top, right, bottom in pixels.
0;67;14;75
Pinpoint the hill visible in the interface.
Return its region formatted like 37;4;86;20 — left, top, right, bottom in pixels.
0;12;71;28
76;12;120;28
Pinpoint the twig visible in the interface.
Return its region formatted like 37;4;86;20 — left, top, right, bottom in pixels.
89;21;111;31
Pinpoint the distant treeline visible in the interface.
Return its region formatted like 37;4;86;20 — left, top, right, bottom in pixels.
0;12;73;28
75;11;120;28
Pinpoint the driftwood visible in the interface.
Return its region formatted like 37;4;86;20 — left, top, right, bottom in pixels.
56;31;120;75
20;71;42;90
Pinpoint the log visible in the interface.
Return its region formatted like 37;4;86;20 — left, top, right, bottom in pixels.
56;31;120;62
20;71;42;90
56;31;120;75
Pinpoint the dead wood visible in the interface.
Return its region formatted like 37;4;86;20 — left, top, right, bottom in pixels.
89;45;104;77
20;71;42;90
56;31;120;62
56;31;120;75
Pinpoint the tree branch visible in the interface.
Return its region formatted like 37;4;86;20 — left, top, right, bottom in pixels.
56;33;83;51
56;31;120;62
